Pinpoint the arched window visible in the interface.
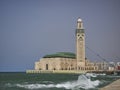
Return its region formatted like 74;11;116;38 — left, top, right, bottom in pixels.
39;68;41;70
46;64;48;70
53;68;56;70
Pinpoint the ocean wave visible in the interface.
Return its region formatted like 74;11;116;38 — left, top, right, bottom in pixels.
14;74;100;90
42;81;54;84
85;73;106;78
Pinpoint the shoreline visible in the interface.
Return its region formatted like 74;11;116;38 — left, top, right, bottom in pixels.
26;70;120;75
100;79;120;90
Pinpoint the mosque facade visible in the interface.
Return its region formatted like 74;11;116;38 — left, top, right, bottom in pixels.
26;18;102;73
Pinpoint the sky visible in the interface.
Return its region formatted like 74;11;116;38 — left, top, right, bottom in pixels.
0;0;120;72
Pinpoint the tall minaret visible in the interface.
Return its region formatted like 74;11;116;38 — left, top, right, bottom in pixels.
76;18;85;69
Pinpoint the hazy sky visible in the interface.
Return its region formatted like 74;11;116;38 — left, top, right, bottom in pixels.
0;0;120;72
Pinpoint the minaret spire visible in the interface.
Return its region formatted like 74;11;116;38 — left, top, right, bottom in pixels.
77;18;83;29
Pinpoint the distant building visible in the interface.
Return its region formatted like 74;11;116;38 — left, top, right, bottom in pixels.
116;62;120;70
108;62;116;71
26;18;109;73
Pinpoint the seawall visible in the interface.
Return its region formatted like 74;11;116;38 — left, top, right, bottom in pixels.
26;70;87;74
100;79;120;90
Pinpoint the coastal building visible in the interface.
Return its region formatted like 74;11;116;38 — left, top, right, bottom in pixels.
26;18;100;73
117;62;120;70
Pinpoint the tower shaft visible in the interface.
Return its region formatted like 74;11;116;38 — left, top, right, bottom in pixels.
76;18;85;69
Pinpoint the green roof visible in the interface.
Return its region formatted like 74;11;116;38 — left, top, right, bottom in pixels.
43;52;76;59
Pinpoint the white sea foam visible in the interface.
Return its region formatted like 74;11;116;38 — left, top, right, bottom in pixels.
15;74;100;90
96;73;106;76
86;73;97;77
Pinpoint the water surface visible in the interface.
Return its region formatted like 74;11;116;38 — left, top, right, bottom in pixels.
0;72;120;90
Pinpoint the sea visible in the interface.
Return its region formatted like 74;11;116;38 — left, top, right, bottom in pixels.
0;72;120;90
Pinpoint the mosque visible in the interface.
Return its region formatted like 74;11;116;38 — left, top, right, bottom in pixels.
26;18;100;73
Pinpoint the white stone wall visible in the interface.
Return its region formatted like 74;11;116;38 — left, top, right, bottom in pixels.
35;58;76;70
34;57;98;71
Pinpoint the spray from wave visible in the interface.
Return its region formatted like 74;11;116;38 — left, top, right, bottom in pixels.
7;74;100;90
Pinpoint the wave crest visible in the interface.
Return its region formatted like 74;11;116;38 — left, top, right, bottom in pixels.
14;74;100;90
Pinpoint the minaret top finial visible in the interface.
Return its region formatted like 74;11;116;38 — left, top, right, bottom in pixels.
77;17;83;29
77;17;82;22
